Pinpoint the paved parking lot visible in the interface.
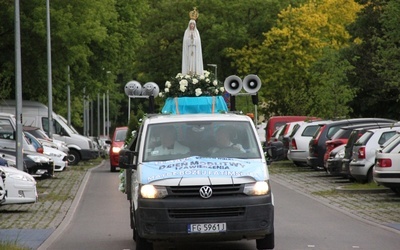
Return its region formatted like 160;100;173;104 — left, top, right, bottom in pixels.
270;161;400;232
1;160;399;249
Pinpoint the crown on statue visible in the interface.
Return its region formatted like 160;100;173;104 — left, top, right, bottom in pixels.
189;7;199;20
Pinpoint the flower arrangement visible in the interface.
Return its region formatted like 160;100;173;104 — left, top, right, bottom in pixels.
158;70;225;98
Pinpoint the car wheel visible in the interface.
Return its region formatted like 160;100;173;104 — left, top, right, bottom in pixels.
366;167;374;183
67;149;80;166
256;231;274;250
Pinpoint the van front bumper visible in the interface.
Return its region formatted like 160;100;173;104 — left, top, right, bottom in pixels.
136;195;274;242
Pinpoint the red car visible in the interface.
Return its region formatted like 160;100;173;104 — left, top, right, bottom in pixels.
109;126;128;172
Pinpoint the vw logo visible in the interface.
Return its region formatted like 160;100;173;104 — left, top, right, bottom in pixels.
199;186;212;199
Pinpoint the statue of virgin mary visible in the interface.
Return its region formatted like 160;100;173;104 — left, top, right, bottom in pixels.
181;13;204;76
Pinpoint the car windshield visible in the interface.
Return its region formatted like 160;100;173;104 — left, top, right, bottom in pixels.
143;121;261;162
115;129;128;142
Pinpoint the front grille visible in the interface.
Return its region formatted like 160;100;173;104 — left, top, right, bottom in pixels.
169;207;245;218
168;184;243;197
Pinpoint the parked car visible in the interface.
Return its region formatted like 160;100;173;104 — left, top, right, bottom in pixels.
323;123;394;170
350;127;400;183
287;120;331;167
109;126;128;172
98;135;111;158
0;147;54;178
278;121;304;160
325;144;346;175
265;116;317;143
24;131;68;171
307;118;396;170
0;164;37;205
23;126;69;154
374;134;400;195
327;126;381;177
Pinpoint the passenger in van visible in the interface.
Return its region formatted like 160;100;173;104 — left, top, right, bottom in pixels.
152;126;190;155
209;126;245;154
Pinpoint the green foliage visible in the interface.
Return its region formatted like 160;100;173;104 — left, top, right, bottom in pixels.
228;0;361;117
3;0;400;131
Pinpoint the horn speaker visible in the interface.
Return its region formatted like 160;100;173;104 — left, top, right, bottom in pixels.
124;81;142;96
243;74;261;94
224;75;243;95
142;82;160;97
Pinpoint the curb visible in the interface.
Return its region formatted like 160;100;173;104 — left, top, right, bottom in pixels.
335;186;391;194
37;160;105;250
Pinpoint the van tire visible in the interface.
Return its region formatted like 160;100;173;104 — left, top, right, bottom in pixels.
134;229;153;250
256;232;274;249
68;149;80;166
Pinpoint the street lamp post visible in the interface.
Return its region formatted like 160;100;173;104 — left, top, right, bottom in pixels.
207;64;217;80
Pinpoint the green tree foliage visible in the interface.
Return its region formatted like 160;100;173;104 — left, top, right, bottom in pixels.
228;0;361;118
0;0;147;130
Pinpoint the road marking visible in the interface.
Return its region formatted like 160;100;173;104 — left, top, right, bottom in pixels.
307;245;315;248
352;246;360;249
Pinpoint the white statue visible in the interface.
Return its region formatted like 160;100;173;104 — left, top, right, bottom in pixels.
182;8;204;76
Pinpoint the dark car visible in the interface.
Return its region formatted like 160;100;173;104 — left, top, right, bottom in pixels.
0;147;54;178
307;118;396;170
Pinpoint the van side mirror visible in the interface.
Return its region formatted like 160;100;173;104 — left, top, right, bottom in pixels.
119;148;137;169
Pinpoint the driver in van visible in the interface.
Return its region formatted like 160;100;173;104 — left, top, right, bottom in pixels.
152;126;190;155
209;126;245;154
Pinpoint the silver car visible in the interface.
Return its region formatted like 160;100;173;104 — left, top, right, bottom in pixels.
287;120;330;166
350;127;400;183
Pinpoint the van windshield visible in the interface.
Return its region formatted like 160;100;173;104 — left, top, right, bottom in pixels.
143;121;261;162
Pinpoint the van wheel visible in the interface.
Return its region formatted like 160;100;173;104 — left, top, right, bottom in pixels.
256;232;274;250
134;229;153;250
68;149;80;165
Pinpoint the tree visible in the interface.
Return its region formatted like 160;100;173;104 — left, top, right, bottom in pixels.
227;0;362;117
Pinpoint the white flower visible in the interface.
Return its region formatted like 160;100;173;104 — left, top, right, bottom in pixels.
165;81;171;88
219;87;225;92
214;89;219;94
164;88;169;93
192;79;198;84
180;85;187;92
195;88;202;96
206;78;210;83
179;79;188;86
158;92;164;97
176;73;183;78
204;71;210;77
213;80;218;86
200;75;205;80
185;75;191;79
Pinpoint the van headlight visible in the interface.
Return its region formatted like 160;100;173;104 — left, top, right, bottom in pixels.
243;181;270;196
140;184;168;199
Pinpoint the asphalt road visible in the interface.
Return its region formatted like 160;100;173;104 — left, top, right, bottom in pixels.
39;162;400;250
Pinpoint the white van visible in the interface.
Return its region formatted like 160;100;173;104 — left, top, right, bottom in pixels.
0;100;96;165
119;113;278;250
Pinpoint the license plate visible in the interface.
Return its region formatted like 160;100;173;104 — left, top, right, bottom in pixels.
188;223;226;233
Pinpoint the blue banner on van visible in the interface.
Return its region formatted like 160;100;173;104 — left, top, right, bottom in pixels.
161;96;228;114
141;156;265;184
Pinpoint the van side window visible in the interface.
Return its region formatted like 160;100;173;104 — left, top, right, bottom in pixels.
42;117;64;135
